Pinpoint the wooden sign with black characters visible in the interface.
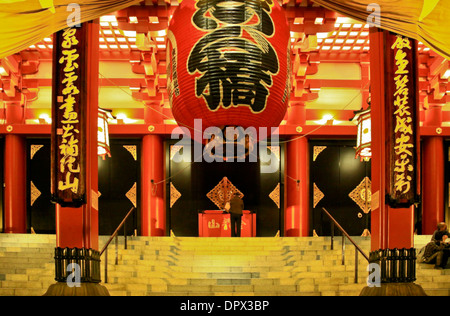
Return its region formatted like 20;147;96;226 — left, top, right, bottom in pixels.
51;24;87;207
385;32;420;208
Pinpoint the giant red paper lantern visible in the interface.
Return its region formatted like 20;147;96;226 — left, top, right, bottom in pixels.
166;0;291;139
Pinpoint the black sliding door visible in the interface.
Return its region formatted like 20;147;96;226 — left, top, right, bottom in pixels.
98;139;140;236
26;138;141;236
167;140;283;236
310;140;371;236
27;138;54;233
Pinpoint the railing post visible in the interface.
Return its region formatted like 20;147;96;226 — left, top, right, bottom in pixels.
407;248;417;283
115;235;118;265
330;222;334;250
321;207;370;285
124;220;127;250
399;248;405;282
104;246;108;284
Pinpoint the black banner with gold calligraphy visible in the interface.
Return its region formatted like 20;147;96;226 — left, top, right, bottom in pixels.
51;25;87;207
385;32;420;208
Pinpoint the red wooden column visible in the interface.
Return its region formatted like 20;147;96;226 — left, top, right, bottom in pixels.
369;28;418;251
4;134;27;233
44;20;107;295
3;96;26;233
361;28;425;296
54;21;99;251
285;103;309;237
422;103;444;234
141;134;165;236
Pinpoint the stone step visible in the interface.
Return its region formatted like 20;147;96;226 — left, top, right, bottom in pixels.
0;233;447;297
104;282;367;296
424;288;450;296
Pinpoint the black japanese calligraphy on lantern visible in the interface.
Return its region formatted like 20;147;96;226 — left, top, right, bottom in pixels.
187;0;279;113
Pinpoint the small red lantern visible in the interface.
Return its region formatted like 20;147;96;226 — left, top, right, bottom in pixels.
166;0;290;139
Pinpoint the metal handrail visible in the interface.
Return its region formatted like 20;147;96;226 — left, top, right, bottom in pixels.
100;207;135;283
321;207;369;283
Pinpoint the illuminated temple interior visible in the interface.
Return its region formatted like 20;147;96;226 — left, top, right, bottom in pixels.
0;0;449;296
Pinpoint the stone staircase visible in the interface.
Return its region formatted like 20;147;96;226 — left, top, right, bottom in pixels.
0;234;55;296
0;233;449;296
414;235;450;296
101;236;370;296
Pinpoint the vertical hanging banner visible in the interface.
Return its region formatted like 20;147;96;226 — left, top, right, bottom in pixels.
385;32;420;208
51;25;87;207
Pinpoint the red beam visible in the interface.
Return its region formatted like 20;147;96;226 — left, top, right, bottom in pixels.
315;52;362;63
2;123;450;138
0;124;50;135
279;124;357;136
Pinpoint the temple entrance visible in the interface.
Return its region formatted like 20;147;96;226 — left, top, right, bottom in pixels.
166;139;284;237
27;138;54;234
26;138;140;236
97;139;140;236
310;140;371;236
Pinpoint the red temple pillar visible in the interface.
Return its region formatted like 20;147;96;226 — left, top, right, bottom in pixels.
422;103;444;234
141;134;165;236
44;20;107;296
360;28;425;296
369;28;418;251
53;21;99;251
3;134;27;233
421;136;444;234
3;96;26;233
285;103;309;237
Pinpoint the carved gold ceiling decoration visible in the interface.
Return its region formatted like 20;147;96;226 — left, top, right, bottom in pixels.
30;145;44;160
170;182;181;208
206;177;244;209
123;145;137;161
30;181;41;206
126;182;137;208
313;182;324;208
348;177;372;214
269;183;280;208
313;146;327;161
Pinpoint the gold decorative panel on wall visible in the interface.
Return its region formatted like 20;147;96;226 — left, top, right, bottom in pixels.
313;182;324;208
269;183;280;208
170;145;183;160
313;146;327;161
125;182;137;208
206;177;244;209
267;146;280;160
123;145;137;161
170;182;181;208
30;145;44;160
348;177;372;214
30;181;41;206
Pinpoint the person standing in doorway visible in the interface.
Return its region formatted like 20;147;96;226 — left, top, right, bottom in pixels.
228;192;244;237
